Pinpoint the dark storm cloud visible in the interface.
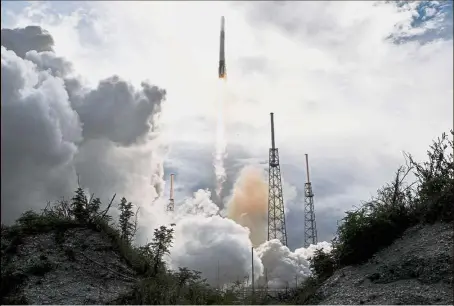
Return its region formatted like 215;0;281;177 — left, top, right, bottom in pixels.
75;76;166;146
1;26;54;58
1;26;167;224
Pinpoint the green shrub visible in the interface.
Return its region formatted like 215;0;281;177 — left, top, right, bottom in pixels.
407;131;454;223
333;165;417;266
290;276;323;305
332;131;453;267
310;248;336;281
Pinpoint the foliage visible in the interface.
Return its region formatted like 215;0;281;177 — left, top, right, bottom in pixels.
118;197;137;243
406;131;454;223
137;225;175;276
1;189;235;304
71;187;90;222
310;248;336;281
288;276;323;305
332;131;453;267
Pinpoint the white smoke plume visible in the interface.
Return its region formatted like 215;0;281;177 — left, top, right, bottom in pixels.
256;239;332;289
213;79;228;200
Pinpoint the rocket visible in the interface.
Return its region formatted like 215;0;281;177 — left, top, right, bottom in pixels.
218;16;226;79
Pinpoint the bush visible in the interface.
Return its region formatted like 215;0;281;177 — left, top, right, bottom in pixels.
1;188;231;305
310;248;336;281
333;165;417;266
290;276;323;305
407;131;454;223
332;131;453;267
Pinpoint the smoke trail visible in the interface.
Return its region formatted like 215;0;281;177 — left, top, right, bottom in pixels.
213;78;228;199
226;166;268;247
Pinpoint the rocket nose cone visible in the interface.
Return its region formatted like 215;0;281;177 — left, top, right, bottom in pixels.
221;16;225;30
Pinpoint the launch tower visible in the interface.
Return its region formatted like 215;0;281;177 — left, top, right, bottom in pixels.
167;174;175;212
267;113;288;246
303;154;318;247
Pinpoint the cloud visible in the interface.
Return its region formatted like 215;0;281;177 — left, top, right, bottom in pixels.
1;26;54;58
1;46;81;220
75;76;165;146
1;26;167;224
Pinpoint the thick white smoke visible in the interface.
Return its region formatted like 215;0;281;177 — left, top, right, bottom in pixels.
256;240;332;288
151;166;332;288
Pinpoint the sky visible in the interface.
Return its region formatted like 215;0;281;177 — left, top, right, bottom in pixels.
1;0;453;253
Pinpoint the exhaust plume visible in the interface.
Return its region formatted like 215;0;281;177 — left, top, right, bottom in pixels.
226;166;268;246
213;79;228;200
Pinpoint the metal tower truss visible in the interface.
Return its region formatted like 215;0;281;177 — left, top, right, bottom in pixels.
303;154;318;248
267;113;288;247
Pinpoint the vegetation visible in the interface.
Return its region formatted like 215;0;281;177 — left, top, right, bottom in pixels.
118;197;138;243
331;131;453;267
1;131;452;305
0;186;240;304
296;131;454;304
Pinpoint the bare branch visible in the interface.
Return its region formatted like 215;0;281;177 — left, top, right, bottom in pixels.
100;193;116;220
88;193;95;205
132;206;141;239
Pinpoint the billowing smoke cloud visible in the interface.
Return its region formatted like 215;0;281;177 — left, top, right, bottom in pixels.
256;240;332;288
166;188;331;288
169;190;263;286
226;166;268;246
1;26;166;223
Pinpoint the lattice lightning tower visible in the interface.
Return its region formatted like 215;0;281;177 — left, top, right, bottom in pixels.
167;174;175;212
303;154;318;247
267;113;288;247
